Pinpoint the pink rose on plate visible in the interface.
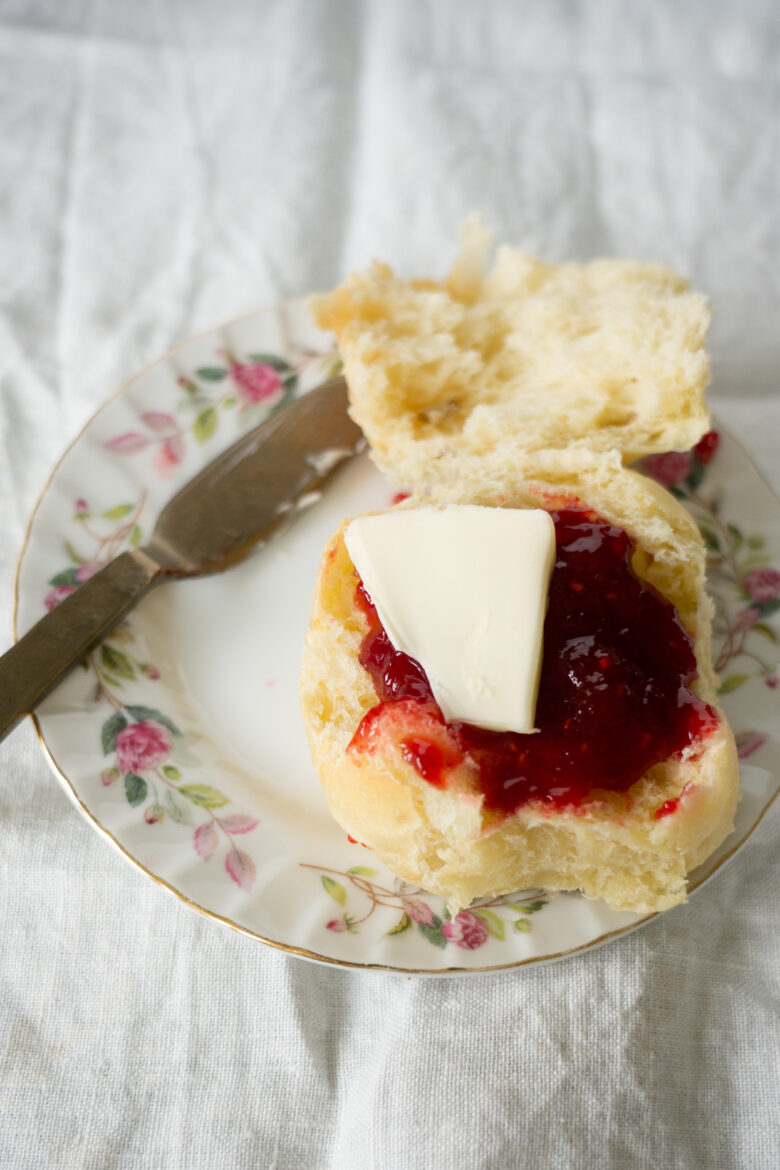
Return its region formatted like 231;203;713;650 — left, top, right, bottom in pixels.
402;897;435;925
44;584;75;611
766;674;778;689
743;567;780;603
734;606;762;630
76;561;101;583
326;918;346;933
642;451;692;487
231;361;284;407
115;720;173;773
442;911;489;950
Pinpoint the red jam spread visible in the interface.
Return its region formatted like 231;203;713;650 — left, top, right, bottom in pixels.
654;797;681;819
350;508;716;812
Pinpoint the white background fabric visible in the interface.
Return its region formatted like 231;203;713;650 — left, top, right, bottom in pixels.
1;2;779;1167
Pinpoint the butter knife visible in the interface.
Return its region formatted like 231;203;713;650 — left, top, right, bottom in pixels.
1;376;361;744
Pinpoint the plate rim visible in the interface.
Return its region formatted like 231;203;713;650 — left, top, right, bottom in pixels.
13;303;780;975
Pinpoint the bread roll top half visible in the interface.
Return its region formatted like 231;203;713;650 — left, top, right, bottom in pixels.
312;217;711;490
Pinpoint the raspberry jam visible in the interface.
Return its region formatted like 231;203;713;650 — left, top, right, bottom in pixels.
350;508;716;813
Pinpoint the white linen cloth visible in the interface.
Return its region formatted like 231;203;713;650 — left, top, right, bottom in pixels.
1;2;779;1166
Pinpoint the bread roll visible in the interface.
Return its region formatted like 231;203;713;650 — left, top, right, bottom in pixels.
301;452;739;915
312;216;711;490
302;225;738;914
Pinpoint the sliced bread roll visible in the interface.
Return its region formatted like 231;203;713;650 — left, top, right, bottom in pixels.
301;452;739;914
303;225;738;914
312;217;711;489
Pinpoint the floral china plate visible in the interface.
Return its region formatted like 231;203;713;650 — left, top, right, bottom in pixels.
15;301;780;974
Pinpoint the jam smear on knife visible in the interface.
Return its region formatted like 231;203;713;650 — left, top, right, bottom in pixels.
350;508;716;812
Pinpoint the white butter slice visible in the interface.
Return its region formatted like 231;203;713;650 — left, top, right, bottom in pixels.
344;506;555;734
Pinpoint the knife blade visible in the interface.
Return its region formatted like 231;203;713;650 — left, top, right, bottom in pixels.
1;376;362;743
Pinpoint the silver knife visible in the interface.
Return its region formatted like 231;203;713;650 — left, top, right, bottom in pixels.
1;376;361;743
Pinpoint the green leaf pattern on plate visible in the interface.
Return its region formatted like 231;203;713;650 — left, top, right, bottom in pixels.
301;863;547;951
99;344;316;478
641;433;780;695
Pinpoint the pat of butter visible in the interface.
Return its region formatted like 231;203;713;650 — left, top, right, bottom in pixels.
344;505;555;734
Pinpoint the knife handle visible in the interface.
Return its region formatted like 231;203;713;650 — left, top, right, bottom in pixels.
0;549;161;745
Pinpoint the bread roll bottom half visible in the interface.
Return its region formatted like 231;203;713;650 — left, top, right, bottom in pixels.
300;453;739;915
